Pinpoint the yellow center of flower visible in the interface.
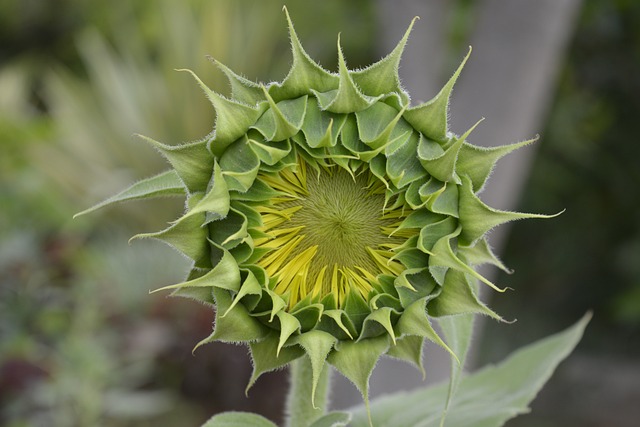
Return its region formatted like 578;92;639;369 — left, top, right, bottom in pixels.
254;159;406;308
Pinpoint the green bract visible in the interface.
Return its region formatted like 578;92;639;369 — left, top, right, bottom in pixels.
78;9;555;407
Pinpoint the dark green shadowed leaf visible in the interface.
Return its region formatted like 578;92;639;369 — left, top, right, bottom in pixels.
220;136;261;192
351;17;418;98
225;268;263;314
349;314;591;427
356;101;408;150
74;170;185;217
201;411;278;427
230;177;285;202
343;290;372;333
209;207;248;248
137;135;213;193
394;268;438;307
199;287;269;346
318;309;356;340
403;47;471;142
290;303;324;332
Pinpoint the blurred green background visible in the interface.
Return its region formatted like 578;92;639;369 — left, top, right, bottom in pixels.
0;0;638;426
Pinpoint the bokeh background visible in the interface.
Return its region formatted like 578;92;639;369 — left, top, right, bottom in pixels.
1;0;638;426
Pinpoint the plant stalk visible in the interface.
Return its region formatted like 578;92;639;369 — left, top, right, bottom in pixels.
285;358;330;427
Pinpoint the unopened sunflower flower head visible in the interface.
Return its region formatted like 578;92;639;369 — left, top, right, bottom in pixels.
77;8;555;405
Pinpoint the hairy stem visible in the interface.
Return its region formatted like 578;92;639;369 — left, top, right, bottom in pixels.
285;358;331;427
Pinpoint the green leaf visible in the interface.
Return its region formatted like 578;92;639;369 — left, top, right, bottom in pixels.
253;92;307;141
457;238;511;273
385;131;426;189
417;119;482;184
361;307;397;343
183;160;230;220
355;102;408;150
308;412;352;427
456;137;537;193
152;248;240;293
269;7;339;101
314;36;379;113
74;170;185;217
275;310;301;355
201;411;278;427
209;207;249;248
428;270;500;320
458;175;561;246
247;332;304;393
403;48;471;141
301;97;346;148
248;137;291;166
429;226;507;294
397;297;453;358
327;336;390;411
425;182;459;218
176;68;265;157
197;287;269;346
348;313;591;427
129;206;210;267
291;330;337;407
385;335;425;377
438;313;475;426
213;58;265;106
137;135;213;193
220;136;261;192
351;17;418;98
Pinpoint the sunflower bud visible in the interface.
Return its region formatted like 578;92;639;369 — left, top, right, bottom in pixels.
77;8;556;406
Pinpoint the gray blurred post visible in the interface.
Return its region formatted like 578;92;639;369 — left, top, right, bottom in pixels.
331;0;582;408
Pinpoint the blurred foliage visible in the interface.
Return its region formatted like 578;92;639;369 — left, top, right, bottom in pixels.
483;0;640;359
0;1;375;426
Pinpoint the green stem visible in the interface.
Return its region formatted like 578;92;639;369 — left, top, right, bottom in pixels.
285;358;331;427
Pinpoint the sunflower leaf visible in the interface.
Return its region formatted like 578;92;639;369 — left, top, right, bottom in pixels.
74;170;185;217
201;411;278;427
348;314;591;427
